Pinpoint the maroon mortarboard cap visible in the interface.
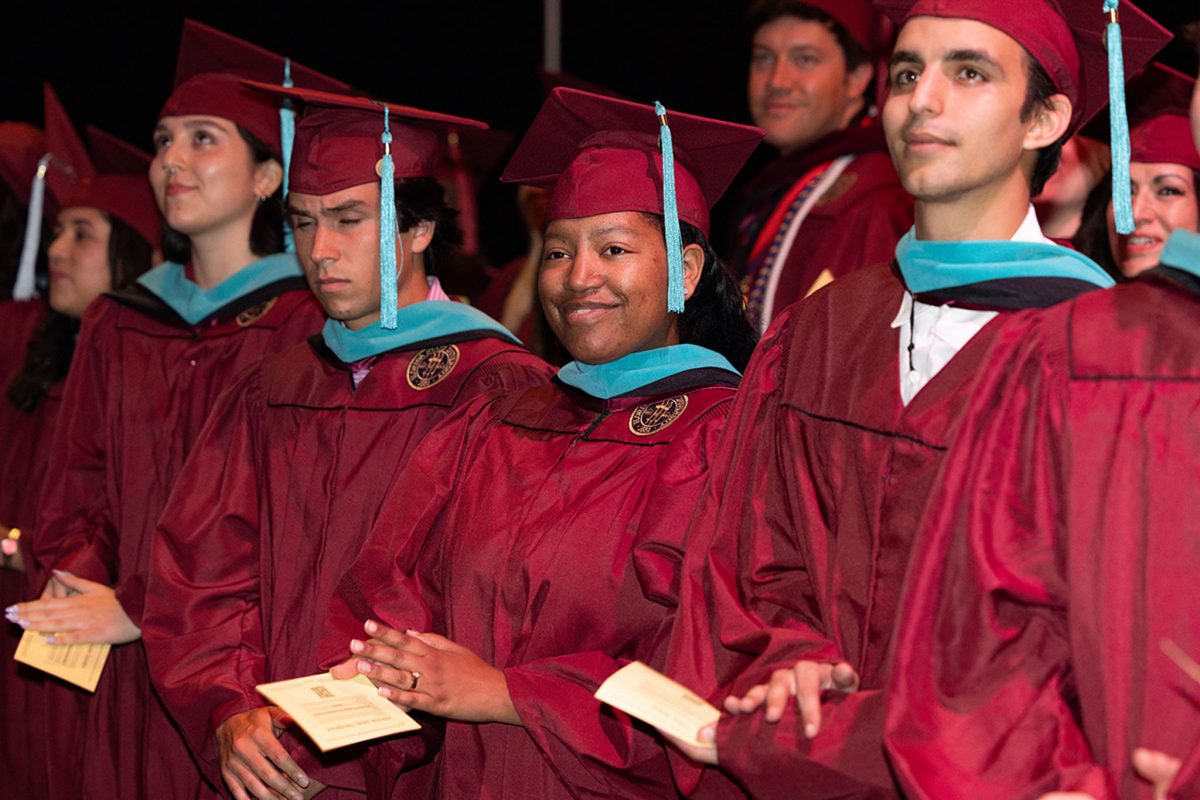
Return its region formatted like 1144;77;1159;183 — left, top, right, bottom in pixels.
86;125;152;175
501;87;764;237
1128;64;1200;172
763;0;889;56
12;85;97;300
160;20;352;157
42;83;95;211
62;129;161;247
242;81;488;195
873;0;1171;136
243;81;488;328
0;123;44;204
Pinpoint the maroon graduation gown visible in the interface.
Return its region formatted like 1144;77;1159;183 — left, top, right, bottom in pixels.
143;330;551;797
884;269;1200;799
0;299;59;800
321;370;739;799
729;125;912;324
32;279;324;800
665;263;1102;798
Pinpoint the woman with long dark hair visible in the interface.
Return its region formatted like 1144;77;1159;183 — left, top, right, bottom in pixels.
0;116;158;799
1074;65;1200;281
317;88;762;798
5;22;346;800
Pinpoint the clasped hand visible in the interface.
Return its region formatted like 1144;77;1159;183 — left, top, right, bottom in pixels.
666;659;860;767
330;619;520;726
5;569;140;645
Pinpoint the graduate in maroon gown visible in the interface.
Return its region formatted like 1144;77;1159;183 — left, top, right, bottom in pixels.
141;86;553;800
883;228;1200;799
5;23;348;800
0;85;159;800
730;0;913;332
655;1;1169;796
313;88;762;799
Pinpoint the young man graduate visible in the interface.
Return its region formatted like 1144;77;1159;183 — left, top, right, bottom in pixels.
141;86;553;800
657;0;1169;796
884;90;1200;800
730;0;913;332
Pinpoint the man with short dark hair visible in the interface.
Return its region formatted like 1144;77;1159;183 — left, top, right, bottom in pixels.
141;88;552;800
731;0;913;332
657;0;1169;796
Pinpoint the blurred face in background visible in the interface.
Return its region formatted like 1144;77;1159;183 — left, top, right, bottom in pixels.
47;207;112;318
1106;162;1200;277
748;15;872;154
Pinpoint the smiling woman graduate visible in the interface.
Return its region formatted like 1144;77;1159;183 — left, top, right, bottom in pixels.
313;87;762;799
7;21;345;800
1074;63;1200;280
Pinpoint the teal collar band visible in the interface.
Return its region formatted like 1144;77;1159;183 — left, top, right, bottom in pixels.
556;344;738;400
137;253;304;325
321;300;518;363
894;228;1115;294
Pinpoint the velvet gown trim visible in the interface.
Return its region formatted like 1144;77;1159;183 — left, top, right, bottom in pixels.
135;253;304;324
894;228;1115;309
556;344;739;399
320;300;518;363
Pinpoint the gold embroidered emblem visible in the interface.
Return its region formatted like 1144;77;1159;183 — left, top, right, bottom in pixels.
628;394;689;436
406;345;460;390
235;297;277;327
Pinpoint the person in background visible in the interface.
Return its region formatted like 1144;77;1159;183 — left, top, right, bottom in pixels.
729;0;912;333
1033;133;1109;239
1074;64;1200;280
0;84;158;800
5;22;343;800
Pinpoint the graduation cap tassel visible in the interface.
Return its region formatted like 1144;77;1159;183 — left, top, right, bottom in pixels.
279;58;297;254
1104;0;1134;235
655;102;686;314
379;106;399;330
13;155;51;301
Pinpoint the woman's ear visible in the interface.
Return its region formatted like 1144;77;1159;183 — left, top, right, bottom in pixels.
681;242;705;300
253;159;284;199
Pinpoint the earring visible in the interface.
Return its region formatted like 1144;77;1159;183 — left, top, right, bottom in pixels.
255;194;268;204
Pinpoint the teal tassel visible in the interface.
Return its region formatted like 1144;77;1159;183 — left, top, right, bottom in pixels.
1105;0;1134;235
655;101;686;313
280;58;296;253
379;106;399;329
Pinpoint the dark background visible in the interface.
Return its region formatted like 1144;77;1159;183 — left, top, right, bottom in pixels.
3;1;1198;264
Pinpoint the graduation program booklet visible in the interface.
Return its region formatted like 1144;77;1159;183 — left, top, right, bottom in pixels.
256;672;422;752
14;629;110;692
594;661;720;748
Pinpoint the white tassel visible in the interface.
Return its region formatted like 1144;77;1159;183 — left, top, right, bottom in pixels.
14;155;51;301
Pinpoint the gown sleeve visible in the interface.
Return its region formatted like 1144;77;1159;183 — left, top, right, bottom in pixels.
141;365;269;787
33;301;120;590
883;313;1110;800
506;410;730;799
662;309;859;797
318;397;500;788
